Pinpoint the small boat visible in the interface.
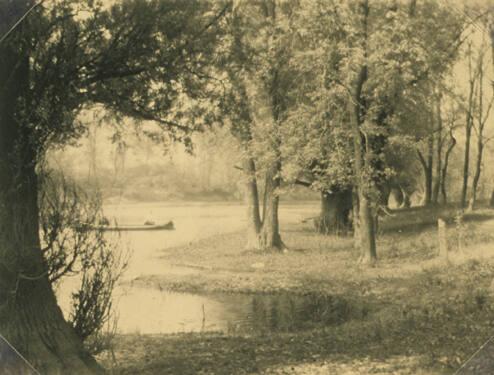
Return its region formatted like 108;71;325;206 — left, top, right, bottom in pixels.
90;220;175;232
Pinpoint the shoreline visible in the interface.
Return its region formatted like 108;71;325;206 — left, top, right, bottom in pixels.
102;207;494;374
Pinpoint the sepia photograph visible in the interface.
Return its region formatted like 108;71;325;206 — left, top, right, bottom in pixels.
3;0;494;373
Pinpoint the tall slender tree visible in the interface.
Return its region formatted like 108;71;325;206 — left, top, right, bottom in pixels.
461;42;479;208
470;39;494;209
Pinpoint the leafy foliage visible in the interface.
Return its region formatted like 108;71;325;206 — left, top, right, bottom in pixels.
39;170;129;354
283;0;463;198
8;0;227;157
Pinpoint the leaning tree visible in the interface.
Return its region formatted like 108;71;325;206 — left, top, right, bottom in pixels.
0;0;225;372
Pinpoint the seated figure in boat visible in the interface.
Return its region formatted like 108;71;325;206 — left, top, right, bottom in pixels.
99;216;110;226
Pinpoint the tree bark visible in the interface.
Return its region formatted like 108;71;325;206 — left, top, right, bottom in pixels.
240;158;284;250
461;44;476;209
257;162;284;250
426;132;434;205
357;194;377;263
402;190;412;208
391;183;412;208
417;148;432;206
471;139;484;210
243;158;262;249
432;96;442;205
460;118;472;208
417;105;435;207
316;188;353;235
470;50;488;210
461;116;473;208
378;182;391;208
0;29;101;374
390;187;404;207
350;0;376;265
408;0;417;16
352;190;360;249
440;130;456;204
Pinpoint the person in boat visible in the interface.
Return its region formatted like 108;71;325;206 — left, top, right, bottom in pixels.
99;216;110;226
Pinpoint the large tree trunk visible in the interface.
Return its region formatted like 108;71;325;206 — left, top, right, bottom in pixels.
243;158;262;249
241;158;284;251
0;20;101;374
350;0;376;265
316;188;353;235
357;194;377;263
258;163;284;250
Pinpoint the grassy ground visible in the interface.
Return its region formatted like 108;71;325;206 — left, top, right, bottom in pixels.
101;206;494;374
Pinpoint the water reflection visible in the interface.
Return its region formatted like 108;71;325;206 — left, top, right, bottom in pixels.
235;293;352;334
116;286;355;335
58;202;321;335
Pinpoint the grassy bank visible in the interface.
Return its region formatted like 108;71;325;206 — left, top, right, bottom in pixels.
132;207;494;296
104;206;494;374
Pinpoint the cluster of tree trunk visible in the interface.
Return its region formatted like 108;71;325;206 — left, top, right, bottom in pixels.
467;42;492;210
243;158;284;251
294;174;354;235
417;94;457;207
461;44;477;209
315;188;353;235
310;179;414;238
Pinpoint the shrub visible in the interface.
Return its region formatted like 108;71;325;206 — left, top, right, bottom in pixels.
39;170;130;354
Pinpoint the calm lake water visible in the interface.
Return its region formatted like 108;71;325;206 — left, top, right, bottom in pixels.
116;287;354;335
58;201;320;335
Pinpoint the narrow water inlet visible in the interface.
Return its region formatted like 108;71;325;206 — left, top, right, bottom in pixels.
55;202;324;336
115;286;358;335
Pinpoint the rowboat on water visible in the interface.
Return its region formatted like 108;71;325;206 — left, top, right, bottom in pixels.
90;220;174;232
